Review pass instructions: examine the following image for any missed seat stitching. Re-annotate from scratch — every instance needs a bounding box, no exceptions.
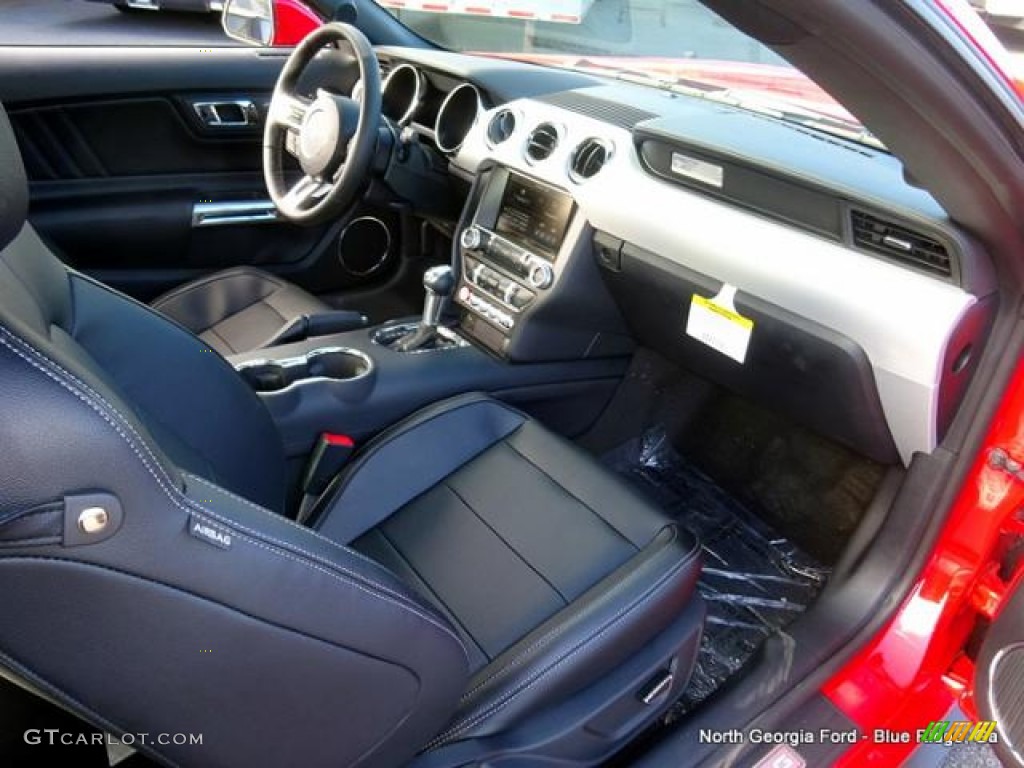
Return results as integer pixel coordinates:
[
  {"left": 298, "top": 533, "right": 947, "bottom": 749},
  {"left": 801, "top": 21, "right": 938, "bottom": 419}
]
[
  {"left": 218, "top": 295, "right": 289, "bottom": 329},
  {"left": 0, "top": 329, "right": 464, "bottom": 651},
  {"left": 457, "top": 527, "right": 688, "bottom": 703},
  {"left": 0, "top": 325, "right": 397, "bottom": 583},
  {"left": 183, "top": 473, "right": 394, "bottom": 577},
  {"left": 201, "top": 325, "right": 235, "bottom": 354},
  {"left": 372, "top": 528, "right": 491, "bottom": 665},
  {"left": 257, "top": 298, "right": 288, "bottom": 325},
  {"left": 502, "top": 438, "right": 638, "bottom": 550},
  {"left": 321, "top": 396, "right": 526, "bottom": 524},
  {"left": 261, "top": 287, "right": 322, "bottom": 325},
  {"left": 426, "top": 547, "right": 697, "bottom": 750},
  {"left": 150, "top": 268, "right": 280, "bottom": 310},
  {"left": 197, "top": 293, "right": 283, "bottom": 337},
  {"left": 444, "top": 481, "right": 569, "bottom": 604}
]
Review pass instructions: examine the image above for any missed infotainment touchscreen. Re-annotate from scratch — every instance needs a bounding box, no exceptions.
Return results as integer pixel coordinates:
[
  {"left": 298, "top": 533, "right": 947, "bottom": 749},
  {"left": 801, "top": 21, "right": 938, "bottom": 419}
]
[{"left": 494, "top": 174, "right": 574, "bottom": 260}]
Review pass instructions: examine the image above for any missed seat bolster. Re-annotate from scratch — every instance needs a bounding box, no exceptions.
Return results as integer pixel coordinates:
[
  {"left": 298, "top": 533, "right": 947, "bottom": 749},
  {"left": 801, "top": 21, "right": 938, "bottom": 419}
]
[
  {"left": 0, "top": 102, "right": 27, "bottom": 251},
  {"left": 315, "top": 393, "right": 529, "bottom": 544},
  {"left": 70, "top": 272, "right": 288, "bottom": 512},
  {"left": 426, "top": 524, "right": 702, "bottom": 749}
]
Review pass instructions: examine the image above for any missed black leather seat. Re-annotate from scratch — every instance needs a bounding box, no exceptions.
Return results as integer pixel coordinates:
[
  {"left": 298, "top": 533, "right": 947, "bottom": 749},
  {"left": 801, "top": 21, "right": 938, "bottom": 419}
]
[
  {"left": 316, "top": 394, "right": 704, "bottom": 752},
  {"left": 0, "top": 101, "right": 705, "bottom": 767},
  {"left": 150, "top": 265, "right": 330, "bottom": 355}
]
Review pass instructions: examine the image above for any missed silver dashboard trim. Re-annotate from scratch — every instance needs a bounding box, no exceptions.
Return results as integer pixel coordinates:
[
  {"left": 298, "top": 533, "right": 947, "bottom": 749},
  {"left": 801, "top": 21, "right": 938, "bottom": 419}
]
[{"left": 456, "top": 96, "right": 977, "bottom": 464}]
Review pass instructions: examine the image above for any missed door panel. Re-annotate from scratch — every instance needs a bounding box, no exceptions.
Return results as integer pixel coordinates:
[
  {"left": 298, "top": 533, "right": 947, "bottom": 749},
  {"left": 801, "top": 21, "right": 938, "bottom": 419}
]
[{"left": 0, "top": 46, "right": 397, "bottom": 301}]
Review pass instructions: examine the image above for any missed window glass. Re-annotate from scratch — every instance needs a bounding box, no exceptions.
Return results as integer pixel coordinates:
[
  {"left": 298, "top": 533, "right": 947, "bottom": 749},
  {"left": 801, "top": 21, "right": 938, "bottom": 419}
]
[{"left": 0, "top": 0, "right": 237, "bottom": 46}]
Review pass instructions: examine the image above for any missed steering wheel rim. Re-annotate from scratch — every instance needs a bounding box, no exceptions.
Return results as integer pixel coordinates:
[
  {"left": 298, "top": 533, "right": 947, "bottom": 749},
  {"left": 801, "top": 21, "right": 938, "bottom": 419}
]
[{"left": 264, "top": 23, "right": 382, "bottom": 225}]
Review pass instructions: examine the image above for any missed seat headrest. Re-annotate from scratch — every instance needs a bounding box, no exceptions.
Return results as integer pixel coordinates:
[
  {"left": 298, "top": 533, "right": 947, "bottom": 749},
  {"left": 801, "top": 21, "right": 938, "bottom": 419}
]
[{"left": 0, "top": 101, "right": 28, "bottom": 251}]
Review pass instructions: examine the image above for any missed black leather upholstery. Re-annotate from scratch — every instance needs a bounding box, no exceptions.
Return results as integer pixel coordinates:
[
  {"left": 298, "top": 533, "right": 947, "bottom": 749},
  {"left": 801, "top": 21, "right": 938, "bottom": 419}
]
[
  {"left": 0, "top": 98, "right": 705, "bottom": 767},
  {"left": 0, "top": 229, "right": 470, "bottom": 766},
  {"left": 0, "top": 223, "right": 288, "bottom": 513},
  {"left": 318, "top": 394, "right": 703, "bottom": 748},
  {"left": 151, "top": 266, "right": 330, "bottom": 355}
]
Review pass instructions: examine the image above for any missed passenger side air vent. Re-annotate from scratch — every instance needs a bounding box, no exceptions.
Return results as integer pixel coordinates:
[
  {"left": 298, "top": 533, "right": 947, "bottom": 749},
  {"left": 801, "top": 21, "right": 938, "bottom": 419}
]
[
  {"left": 487, "top": 109, "right": 516, "bottom": 146},
  {"left": 850, "top": 209, "right": 953, "bottom": 279},
  {"left": 525, "top": 122, "right": 559, "bottom": 163},
  {"left": 569, "top": 138, "right": 612, "bottom": 182}
]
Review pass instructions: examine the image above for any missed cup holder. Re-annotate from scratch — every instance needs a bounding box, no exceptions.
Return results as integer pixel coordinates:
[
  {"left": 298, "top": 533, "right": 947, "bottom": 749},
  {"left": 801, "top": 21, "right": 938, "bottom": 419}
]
[{"left": 238, "top": 347, "right": 372, "bottom": 393}]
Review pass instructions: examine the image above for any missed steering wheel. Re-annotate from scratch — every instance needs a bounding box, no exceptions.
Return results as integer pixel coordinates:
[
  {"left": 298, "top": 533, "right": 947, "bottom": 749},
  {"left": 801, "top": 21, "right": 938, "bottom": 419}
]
[{"left": 264, "top": 23, "right": 382, "bottom": 225}]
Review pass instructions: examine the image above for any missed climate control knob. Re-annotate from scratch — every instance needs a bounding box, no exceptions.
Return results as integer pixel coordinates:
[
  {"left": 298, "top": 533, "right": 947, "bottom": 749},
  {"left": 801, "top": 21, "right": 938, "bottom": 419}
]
[
  {"left": 527, "top": 261, "right": 554, "bottom": 290},
  {"left": 460, "top": 226, "right": 483, "bottom": 251}
]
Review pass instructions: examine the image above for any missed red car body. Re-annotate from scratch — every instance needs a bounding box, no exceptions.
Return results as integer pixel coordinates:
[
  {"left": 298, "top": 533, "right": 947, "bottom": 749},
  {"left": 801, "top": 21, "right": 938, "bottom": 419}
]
[
  {"left": 267, "top": 0, "right": 323, "bottom": 45},
  {"left": 250, "top": 1, "right": 1024, "bottom": 764}
]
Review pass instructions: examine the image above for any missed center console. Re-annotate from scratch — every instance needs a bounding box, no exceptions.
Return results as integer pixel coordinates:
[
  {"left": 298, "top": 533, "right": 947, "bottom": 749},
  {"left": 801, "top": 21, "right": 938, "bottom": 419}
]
[
  {"left": 227, "top": 163, "right": 636, "bottom": 459},
  {"left": 454, "top": 166, "right": 632, "bottom": 361},
  {"left": 227, "top": 324, "right": 628, "bottom": 457}
]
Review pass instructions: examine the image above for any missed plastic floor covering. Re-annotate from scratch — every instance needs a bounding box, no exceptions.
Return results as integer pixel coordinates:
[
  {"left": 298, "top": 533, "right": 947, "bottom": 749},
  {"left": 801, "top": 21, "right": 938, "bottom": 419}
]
[{"left": 605, "top": 429, "right": 831, "bottom": 717}]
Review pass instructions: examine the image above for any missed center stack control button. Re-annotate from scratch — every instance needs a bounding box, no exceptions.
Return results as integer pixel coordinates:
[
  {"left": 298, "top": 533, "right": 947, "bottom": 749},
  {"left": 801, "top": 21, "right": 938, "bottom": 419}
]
[
  {"left": 527, "top": 261, "right": 554, "bottom": 290},
  {"left": 460, "top": 226, "right": 483, "bottom": 251}
]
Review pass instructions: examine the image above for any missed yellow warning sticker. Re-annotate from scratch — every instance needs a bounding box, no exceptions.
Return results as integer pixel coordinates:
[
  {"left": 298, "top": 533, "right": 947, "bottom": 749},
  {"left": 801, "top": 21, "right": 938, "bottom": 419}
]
[{"left": 685, "top": 285, "right": 754, "bottom": 363}]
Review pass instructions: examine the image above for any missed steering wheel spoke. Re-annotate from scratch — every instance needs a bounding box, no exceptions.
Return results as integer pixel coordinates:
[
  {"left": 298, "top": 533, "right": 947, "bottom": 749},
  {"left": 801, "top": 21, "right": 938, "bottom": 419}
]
[
  {"left": 281, "top": 175, "right": 332, "bottom": 212},
  {"left": 270, "top": 93, "right": 312, "bottom": 133},
  {"left": 284, "top": 128, "right": 301, "bottom": 159},
  {"left": 264, "top": 23, "right": 382, "bottom": 225}
]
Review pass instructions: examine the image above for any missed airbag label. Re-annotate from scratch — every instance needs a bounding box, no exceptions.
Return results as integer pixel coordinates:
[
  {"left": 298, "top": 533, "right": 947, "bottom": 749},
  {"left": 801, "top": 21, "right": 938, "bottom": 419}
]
[
  {"left": 686, "top": 285, "right": 753, "bottom": 363},
  {"left": 189, "top": 512, "right": 233, "bottom": 550},
  {"left": 671, "top": 152, "right": 724, "bottom": 188}
]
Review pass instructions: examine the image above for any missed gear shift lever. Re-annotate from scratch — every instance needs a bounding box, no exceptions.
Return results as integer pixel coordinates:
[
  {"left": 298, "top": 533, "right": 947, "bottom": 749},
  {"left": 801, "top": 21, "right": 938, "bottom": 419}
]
[
  {"left": 392, "top": 265, "right": 456, "bottom": 352},
  {"left": 420, "top": 265, "right": 456, "bottom": 328}
]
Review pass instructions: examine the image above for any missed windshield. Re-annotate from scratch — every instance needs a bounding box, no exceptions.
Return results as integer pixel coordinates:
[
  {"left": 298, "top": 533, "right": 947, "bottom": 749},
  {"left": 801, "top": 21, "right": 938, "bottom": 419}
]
[{"left": 375, "top": 0, "right": 882, "bottom": 148}]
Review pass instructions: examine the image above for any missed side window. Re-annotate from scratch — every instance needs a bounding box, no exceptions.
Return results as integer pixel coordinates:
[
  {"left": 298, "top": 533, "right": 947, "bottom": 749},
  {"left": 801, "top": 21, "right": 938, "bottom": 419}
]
[{"left": 0, "top": 1, "right": 240, "bottom": 47}]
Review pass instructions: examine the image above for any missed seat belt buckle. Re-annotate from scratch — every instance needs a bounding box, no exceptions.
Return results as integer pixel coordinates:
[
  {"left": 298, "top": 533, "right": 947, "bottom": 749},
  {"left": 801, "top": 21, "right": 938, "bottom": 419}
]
[{"left": 301, "top": 433, "right": 355, "bottom": 498}]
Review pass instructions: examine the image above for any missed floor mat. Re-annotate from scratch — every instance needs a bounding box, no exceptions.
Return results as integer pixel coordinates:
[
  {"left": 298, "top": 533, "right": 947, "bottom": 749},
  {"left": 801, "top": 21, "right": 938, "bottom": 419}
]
[
  {"left": 605, "top": 429, "right": 830, "bottom": 717},
  {"left": 678, "top": 393, "right": 886, "bottom": 564}
]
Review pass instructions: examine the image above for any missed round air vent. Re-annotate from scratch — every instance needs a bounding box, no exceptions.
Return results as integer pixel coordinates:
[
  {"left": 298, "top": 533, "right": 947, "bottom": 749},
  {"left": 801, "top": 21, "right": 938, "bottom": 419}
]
[
  {"left": 569, "top": 137, "right": 613, "bottom": 182},
  {"left": 525, "top": 122, "right": 560, "bottom": 163},
  {"left": 487, "top": 109, "right": 517, "bottom": 146}
]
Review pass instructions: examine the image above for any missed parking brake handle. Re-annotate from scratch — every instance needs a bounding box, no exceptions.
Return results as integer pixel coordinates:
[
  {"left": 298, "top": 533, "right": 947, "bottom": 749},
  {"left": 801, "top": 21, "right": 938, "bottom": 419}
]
[{"left": 264, "top": 310, "right": 369, "bottom": 348}]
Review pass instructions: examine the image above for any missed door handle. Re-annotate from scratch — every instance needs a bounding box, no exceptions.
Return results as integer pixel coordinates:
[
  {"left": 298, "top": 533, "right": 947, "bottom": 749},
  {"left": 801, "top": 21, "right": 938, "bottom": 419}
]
[
  {"left": 192, "top": 200, "right": 278, "bottom": 228},
  {"left": 191, "top": 99, "right": 259, "bottom": 128}
]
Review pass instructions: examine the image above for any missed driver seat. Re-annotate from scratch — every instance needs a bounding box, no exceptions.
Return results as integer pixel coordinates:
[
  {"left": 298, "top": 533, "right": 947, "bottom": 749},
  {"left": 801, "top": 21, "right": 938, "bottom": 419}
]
[{"left": 149, "top": 266, "right": 331, "bottom": 356}]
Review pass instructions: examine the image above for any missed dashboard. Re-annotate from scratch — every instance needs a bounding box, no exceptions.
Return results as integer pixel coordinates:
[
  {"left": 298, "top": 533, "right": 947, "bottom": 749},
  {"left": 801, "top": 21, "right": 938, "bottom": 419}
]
[{"left": 371, "top": 47, "right": 997, "bottom": 468}]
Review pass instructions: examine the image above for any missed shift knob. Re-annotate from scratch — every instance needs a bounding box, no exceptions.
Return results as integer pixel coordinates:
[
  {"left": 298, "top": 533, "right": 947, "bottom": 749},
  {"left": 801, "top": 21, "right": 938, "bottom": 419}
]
[
  {"left": 421, "top": 265, "right": 455, "bottom": 327},
  {"left": 424, "top": 265, "right": 456, "bottom": 298}
]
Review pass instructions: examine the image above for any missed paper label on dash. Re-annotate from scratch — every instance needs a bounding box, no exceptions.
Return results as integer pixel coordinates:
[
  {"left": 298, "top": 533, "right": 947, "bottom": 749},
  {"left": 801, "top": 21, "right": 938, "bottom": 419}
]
[{"left": 685, "top": 285, "right": 753, "bottom": 363}]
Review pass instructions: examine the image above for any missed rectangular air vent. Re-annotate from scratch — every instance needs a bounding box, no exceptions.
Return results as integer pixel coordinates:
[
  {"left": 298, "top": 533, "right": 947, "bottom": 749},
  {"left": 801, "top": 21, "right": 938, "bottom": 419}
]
[{"left": 850, "top": 209, "right": 952, "bottom": 279}]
